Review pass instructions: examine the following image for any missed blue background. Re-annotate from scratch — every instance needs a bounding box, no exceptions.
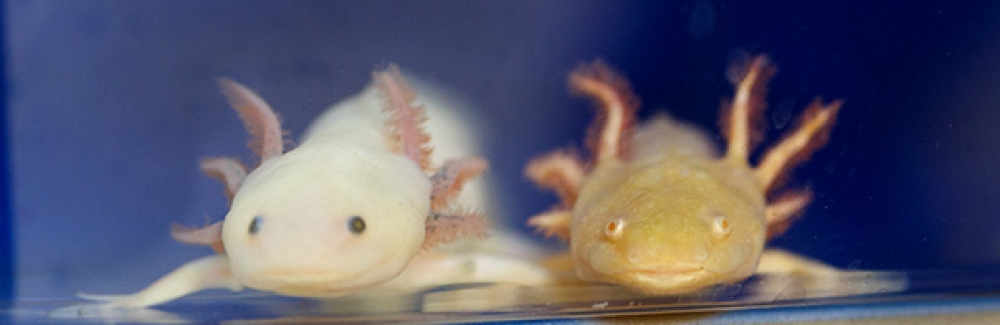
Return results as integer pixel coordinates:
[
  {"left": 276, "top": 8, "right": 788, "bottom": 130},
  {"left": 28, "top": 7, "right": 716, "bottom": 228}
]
[{"left": 6, "top": 1, "right": 1000, "bottom": 299}]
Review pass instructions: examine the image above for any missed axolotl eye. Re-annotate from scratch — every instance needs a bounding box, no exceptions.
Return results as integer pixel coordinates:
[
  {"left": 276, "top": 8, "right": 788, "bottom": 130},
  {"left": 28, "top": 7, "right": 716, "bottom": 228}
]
[
  {"left": 348, "top": 216, "right": 366, "bottom": 235},
  {"left": 712, "top": 215, "right": 731, "bottom": 240},
  {"left": 248, "top": 216, "right": 263, "bottom": 235},
  {"left": 604, "top": 218, "right": 625, "bottom": 241}
]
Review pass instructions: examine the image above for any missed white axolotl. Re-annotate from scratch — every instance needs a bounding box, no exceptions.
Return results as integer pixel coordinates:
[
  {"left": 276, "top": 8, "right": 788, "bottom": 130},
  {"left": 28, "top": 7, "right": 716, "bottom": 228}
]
[{"left": 80, "top": 66, "right": 546, "bottom": 309}]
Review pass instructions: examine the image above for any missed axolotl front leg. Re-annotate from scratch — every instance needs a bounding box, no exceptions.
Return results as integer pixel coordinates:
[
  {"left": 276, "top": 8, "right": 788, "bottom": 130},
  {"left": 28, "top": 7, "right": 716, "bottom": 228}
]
[
  {"left": 78, "top": 256, "right": 241, "bottom": 308},
  {"left": 91, "top": 155, "right": 259, "bottom": 307},
  {"left": 74, "top": 79, "right": 282, "bottom": 309}
]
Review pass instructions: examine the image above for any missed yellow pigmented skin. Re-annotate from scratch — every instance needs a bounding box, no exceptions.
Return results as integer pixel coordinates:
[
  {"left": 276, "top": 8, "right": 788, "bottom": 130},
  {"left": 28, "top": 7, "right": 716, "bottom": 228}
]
[
  {"left": 572, "top": 142, "right": 765, "bottom": 294},
  {"left": 529, "top": 56, "right": 840, "bottom": 295}
]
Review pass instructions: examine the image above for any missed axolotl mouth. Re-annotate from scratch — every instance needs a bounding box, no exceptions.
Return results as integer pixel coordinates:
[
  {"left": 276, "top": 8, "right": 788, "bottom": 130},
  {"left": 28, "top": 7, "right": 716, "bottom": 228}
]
[
  {"left": 241, "top": 269, "right": 384, "bottom": 297},
  {"left": 613, "top": 267, "right": 717, "bottom": 294}
]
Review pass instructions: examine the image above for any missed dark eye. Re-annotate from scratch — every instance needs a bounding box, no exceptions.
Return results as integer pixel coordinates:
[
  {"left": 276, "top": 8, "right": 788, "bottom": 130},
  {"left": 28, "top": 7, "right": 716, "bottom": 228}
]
[
  {"left": 248, "top": 216, "right": 263, "bottom": 235},
  {"left": 348, "top": 216, "right": 366, "bottom": 235}
]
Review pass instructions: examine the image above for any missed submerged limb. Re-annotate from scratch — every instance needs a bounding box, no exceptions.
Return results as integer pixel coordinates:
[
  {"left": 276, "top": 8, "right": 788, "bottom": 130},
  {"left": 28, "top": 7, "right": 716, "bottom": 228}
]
[
  {"left": 764, "top": 190, "right": 813, "bottom": 240},
  {"left": 527, "top": 209, "right": 572, "bottom": 241},
  {"left": 756, "top": 249, "right": 840, "bottom": 276},
  {"left": 568, "top": 60, "right": 639, "bottom": 165},
  {"left": 352, "top": 253, "right": 555, "bottom": 312},
  {"left": 382, "top": 252, "right": 556, "bottom": 290},
  {"left": 170, "top": 221, "right": 225, "bottom": 253},
  {"left": 199, "top": 157, "right": 248, "bottom": 202},
  {"left": 374, "top": 66, "right": 434, "bottom": 173},
  {"left": 750, "top": 249, "right": 840, "bottom": 300},
  {"left": 78, "top": 255, "right": 241, "bottom": 308},
  {"left": 754, "top": 249, "right": 908, "bottom": 298},
  {"left": 755, "top": 100, "right": 842, "bottom": 192},
  {"left": 430, "top": 157, "right": 489, "bottom": 211},
  {"left": 524, "top": 150, "right": 587, "bottom": 208},
  {"left": 722, "top": 55, "right": 775, "bottom": 163},
  {"left": 217, "top": 78, "right": 286, "bottom": 163}
]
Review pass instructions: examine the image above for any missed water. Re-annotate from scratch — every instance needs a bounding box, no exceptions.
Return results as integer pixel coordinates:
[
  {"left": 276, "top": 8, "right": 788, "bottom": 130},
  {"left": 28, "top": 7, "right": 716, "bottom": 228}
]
[{"left": 6, "top": 1, "right": 1000, "bottom": 323}]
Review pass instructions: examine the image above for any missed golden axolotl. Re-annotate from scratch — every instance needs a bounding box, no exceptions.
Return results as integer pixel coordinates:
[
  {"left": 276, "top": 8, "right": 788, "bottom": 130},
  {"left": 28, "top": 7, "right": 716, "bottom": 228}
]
[
  {"left": 79, "top": 66, "right": 513, "bottom": 308},
  {"left": 526, "top": 55, "right": 841, "bottom": 294}
]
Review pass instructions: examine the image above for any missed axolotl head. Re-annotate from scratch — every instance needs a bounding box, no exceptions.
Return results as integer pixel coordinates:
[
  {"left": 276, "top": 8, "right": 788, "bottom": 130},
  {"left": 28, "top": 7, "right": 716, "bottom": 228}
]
[
  {"left": 571, "top": 159, "right": 767, "bottom": 295},
  {"left": 220, "top": 148, "right": 431, "bottom": 297}
]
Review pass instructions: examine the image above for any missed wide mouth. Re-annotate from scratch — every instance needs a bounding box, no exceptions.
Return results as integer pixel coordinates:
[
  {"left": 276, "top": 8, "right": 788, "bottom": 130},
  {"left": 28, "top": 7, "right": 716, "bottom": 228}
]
[
  {"left": 616, "top": 267, "right": 709, "bottom": 293},
  {"left": 627, "top": 266, "right": 704, "bottom": 280},
  {"left": 239, "top": 268, "right": 374, "bottom": 296},
  {"left": 259, "top": 269, "right": 354, "bottom": 283}
]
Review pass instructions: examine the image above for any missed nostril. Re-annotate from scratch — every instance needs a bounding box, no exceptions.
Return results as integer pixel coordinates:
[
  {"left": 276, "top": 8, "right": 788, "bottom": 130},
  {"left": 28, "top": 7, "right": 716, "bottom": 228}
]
[
  {"left": 627, "top": 249, "right": 640, "bottom": 263},
  {"left": 695, "top": 245, "right": 709, "bottom": 262}
]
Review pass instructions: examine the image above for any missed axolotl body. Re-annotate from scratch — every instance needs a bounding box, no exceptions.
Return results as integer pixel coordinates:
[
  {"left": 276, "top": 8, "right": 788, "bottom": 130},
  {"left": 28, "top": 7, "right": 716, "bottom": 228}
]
[
  {"left": 527, "top": 55, "right": 841, "bottom": 294},
  {"left": 85, "top": 67, "right": 496, "bottom": 308}
]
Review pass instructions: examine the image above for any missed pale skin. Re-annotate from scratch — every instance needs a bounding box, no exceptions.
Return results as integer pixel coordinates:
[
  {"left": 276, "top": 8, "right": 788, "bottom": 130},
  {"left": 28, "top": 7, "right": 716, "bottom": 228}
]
[
  {"left": 81, "top": 66, "right": 503, "bottom": 308},
  {"left": 527, "top": 55, "right": 841, "bottom": 294}
]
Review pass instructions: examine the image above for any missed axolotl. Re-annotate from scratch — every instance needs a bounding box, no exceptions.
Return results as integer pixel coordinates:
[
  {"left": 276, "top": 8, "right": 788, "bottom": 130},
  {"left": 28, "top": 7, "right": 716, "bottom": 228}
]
[
  {"left": 526, "top": 55, "right": 841, "bottom": 294},
  {"left": 82, "top": 66, "right": 497, "bottom": 308}
]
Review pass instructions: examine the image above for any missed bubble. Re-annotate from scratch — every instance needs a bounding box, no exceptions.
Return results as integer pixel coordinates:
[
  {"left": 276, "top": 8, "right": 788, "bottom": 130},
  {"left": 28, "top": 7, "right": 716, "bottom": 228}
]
[{"left": 771, "top": 98, "right": 796, "bottom": 129}]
